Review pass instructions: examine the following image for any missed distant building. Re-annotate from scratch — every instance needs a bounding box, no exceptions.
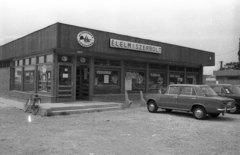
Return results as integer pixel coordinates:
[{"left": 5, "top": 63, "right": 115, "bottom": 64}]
[
  {"left": 213, "top": 70, "right": 240, "bottom": 85},
  {"left": 203, "top": 75, "right": 216, "bottom": 85}
]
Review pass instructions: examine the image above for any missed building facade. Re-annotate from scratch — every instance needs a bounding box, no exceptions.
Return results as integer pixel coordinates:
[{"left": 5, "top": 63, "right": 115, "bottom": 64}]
[
  {"left": 213, "top": 70, "right": 240, "bottom": 85},
  {"left": 0, "top": 23, "right": 215, "bottom": 103}
]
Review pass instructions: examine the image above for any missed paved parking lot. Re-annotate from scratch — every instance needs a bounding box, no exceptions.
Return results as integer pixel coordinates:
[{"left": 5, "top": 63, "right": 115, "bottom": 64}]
[{"left": 1, "top": 101, "right": 240, "bottom": 155}]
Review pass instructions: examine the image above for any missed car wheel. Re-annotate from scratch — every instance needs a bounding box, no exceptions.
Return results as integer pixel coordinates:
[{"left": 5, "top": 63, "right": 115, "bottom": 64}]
[
  {"left": 210, "top": 113, "right": 220, "bottom": 118},
  {"left": 229, "top": 104, "right": 240, "bottom": 114},
  {"left": 147, "top": 101, "right": 158, "bottom": 113},
  {"left": 193, "top": 106, "right": 207, "bottom": 120},
  {"left": 165, "top": 109, "right": 172, "bottom": 112}
]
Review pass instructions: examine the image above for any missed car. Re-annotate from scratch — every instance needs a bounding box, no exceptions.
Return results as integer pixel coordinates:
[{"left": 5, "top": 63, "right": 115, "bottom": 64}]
[
  {"left": 145, "top": 84, "right": 235, "bottom": 120},
  {"left": 209, "top": 84, "right": 240, "bottom": 114}
]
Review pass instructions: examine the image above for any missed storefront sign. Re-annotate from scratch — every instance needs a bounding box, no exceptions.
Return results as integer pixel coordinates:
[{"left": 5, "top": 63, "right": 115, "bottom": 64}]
[
  {"left": 110, "top": 39, "right": 161, "bottom": 54},
  {"left": 61, "top": 56, "right": 68, "bottom": 62},
  {"left": 77, "top": 31, "right": 94, "bottom": 47},
  {"left": 96, "top": 70, "right": 112, "bottom": 75}
]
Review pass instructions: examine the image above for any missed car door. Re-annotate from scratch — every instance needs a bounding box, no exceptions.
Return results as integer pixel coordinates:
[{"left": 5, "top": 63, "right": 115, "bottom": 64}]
[
  {"left": 160, "top": 86, "right": 180, "bottom": 108},
  {"left": 177, "top": 86, "right": 197, "bottom": 110}
]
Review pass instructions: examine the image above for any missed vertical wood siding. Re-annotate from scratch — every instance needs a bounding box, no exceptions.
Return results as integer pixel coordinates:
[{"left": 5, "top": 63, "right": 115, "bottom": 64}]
[
  {"left": 58, "top": 23, "right": 214, "bottom": 66},
  {"left": 0, "top": 24, "right": 57, "bottom": 60}
]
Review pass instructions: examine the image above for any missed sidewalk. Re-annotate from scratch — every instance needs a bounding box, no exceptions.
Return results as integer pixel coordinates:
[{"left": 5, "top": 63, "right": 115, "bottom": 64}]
[{"left": 0, "top": 97, "right": 25, "bottom": 109}]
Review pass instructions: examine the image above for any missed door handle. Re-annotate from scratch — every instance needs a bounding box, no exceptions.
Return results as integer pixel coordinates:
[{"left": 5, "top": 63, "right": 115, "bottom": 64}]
[
  {"left": 174, "top": 96, "right": 177, "bottom": 98},
  {"left": 191, "top": 98, "right": 196, "bottom": 100}
]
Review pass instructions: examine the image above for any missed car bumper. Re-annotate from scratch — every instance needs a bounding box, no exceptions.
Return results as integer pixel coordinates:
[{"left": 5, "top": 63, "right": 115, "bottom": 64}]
[{"left": 217, "top": 107, "right": 236, "bottom": 113}]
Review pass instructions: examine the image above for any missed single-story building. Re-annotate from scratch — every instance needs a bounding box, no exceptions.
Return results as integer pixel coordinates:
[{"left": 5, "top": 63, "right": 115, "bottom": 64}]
[
  {"left": 0, "top": 23, "right": 215, "bottom": 103},
  {"left": 213, "top": 70, "right": 240, "bottom": 85}
]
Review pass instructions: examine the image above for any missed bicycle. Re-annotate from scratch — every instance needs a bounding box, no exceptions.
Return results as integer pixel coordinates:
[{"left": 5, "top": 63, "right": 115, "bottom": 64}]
[{"left": 24, "top": 93, "right": 41, "bottom": 115}]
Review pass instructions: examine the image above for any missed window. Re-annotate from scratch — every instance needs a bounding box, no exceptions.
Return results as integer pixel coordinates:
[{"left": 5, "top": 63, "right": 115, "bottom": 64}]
[
  {"left": 94, "top": 59, "right": 108, "bottom": 66},
  {"left": 186, "top": 75, "right": 198, "bottom": 84},
  {"left": 168, "top": 86, "right": 180, "bottom": 95},
  {"left": 109, "top": 60, "right": 121, "bottom": 66},
  {"left": 125, "top": 71, "right": 146, "bottom": 93},
  {"left": 222, "top": 86, "right": 234, "bottom": 94},
  {"left": 124, "top": 61, "right": 146, "bottom": 68},
  {"left": 31, "top": 57, "right": 36, "bottom": 64},
  {"left": 38, "top": 56, "right": 45, "bottom": 64},
  {"left": 180, "top": 87, "right": 196, "bottom": 96},
  {"left": 94, "top": 69, "right": 120, "bottom": 94},
  {"left": 170, "top": 74, "right": 183, "bottom": 84},
  {"left": 25, "top": 59, "right": 29, "bottom": 65},
  {"left": 23, "top": 66, "right": 35, "bottom": 92},
  {"left": 38, "top": 65, "right": 52, "bottom": 92},
  {"left": 212, "top": 86, "right": 223, "bottom": 94},
  {"left": 148, "top": 72, "right": 166, "bottom": 93},
  {"left": 13, "top": 67, "right": 22, "bottom": 91},
  {"left": 46, "top": 54, "right": 53, "bottom": 62}
]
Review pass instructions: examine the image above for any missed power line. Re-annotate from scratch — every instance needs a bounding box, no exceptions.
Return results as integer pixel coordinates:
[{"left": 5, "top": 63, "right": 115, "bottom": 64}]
[{"left": 215, "top": 48, "right": 239, "bottom": 56}]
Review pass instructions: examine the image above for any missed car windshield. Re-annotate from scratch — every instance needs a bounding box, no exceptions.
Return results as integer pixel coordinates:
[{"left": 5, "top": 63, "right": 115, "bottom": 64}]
[
  {"left": 222, "top": 86, "right": 234, "bottom": 94},
  {"left": 200, "top": 86, "right": 218, "bottom": 96},
  {"left": 233, "top": 86, "right": 240, "bottom": 95}
]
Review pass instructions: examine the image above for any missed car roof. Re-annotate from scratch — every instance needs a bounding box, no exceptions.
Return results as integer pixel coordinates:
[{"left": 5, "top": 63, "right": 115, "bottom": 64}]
[
  {"left": 208, "top": 84, "right": 232, "bottom": 86},
  {"left": 169, "top": 84, "right": 208, "bottom": 87}
]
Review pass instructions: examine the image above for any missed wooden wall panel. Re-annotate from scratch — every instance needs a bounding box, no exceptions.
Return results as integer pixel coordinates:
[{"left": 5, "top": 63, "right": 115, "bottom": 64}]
[
  {"left": 57, "top": 23, "right": 214, "bottom": 66},
  {"left": 0, "top": 24, "right": 57, "bottom": 60}
]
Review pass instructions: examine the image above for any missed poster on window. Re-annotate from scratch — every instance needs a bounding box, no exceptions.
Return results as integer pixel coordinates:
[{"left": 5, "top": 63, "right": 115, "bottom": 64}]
[
  {"left": 104, "top": 75, "right": 109, "bottom": 83},
  {"left": 149, "top": 72, "right": 165, "bottom": 90},
  {"left": 125, "top": 78, "right": 132, "bottom": 90}
]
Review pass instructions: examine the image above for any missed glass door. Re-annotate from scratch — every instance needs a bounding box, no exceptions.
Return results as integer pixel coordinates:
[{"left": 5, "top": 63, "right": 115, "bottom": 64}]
[
  {"left": 76, "top": 65, "right": 89, "bottom": 100},
  {"left": 57, "top": 64, "right": 73, "bottom": 102}
]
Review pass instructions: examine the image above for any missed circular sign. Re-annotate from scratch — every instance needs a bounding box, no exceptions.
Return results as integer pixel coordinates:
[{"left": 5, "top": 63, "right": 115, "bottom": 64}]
[
  {"left": 61, "top": 56, "right": 68, "bottom": 62},
  {"left": 80, "top": 57, "right": 86, "bottom": 63},
  {"left": 77, "top": 31, "right": 94, "bottom": 47}
]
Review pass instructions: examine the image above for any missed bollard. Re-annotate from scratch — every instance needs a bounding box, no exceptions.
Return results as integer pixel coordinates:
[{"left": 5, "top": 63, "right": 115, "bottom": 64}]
[{"left": 140, "top": 91, "right": 146, "bottom": 107}]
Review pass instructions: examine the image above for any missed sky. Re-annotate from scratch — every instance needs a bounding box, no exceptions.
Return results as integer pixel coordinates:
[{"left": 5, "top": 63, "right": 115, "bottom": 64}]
[{"left": 0, "top": 0, "right": 240, "bottom": 75}]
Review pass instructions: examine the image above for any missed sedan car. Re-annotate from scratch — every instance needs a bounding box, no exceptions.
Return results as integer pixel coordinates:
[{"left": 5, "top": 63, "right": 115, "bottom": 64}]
[
  {"left": 209, "top": 84, "right": 240, "bottom": 114},
  {"left": 145, "top": 84, "right": 235, "bottom": 120}
]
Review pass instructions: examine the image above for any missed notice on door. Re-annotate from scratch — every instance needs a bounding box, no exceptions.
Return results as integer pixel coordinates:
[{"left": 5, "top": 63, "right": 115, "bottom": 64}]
[{"left": 63, "top": 74, "right": 68, "bottom": 78}]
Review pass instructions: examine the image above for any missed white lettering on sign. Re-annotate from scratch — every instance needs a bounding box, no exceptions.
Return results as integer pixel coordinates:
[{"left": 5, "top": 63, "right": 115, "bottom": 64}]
[
  {"left": 110, "top": 39, "right": 161, "bottom": 54},
  {"left": 96, "top": 70, "right": 112, "bottom": 75}
]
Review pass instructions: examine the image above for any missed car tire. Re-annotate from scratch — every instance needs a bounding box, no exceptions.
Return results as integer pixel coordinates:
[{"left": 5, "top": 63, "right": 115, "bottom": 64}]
[
  {"left": 229, "top": 104, "right": 240, "bottom": 114},
  {"left": 147, "top": 101, "right": 158, "bottom": 113},
  {"left": 210, "top": 113, "right": 220, "bottom": 118},
  {"left": 165, "top": 109, "right": 172, "bottom": 112},
  {"left": 193, "top": 106, "right": 207, "bottom": 120}
]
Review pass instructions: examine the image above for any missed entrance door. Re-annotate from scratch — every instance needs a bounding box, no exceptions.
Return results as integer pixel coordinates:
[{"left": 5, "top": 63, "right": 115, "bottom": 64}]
[
  {"left": 76, "top": 65, "right": 89, "bottom": 100},
  {"left": 57, "top": 64, "right": 74, "bottom": 102}
]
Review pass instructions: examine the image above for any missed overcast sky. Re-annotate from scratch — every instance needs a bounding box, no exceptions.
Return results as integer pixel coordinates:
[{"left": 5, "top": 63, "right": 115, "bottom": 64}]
[{"left": 1, "top": 0, "right": 240, "bottom": 75}]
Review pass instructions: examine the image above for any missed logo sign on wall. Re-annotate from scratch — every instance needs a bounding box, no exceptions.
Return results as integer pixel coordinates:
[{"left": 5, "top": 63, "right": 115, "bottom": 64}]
[
  {"left": 77, "top": 31, "right": 94, "bottom": 47},
  {"left": 61, "top": 56, "right": 68, "bottom": 62}
]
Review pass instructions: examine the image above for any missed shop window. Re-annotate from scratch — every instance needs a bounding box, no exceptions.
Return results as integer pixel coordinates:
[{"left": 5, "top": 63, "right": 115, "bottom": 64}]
[
  {"left": 149, "top": 63, "right": 167, "bottom": 70},
  {"left": 15, "top": 60, "right": 18, "bottom": 66},
  {"left": 46, "top": 54, "right": 53, "bottom": 62},
  {"left": 124, "top": 61, "right": 146, "bottom": 68},
  {"left": 169, "top": 66, "right": 177, "bottom": 71},
  {"left": 25, "top": 59, "right": 29, "bottom": 65},
  {"left": 148, "top": 72, "right": 166, "bottom": 93},
  {"left": 193, "top": 68, "right": 199, "bottom": 72},
  {"left": 170, "top": 74, "right": 183, "bottom": 84},
  {"left": 186, "top": 75, "right": 198, "bottom": 84},
  {"left": 94, "top": 59, "right": 108, "bottom": 66},
  {"left": 125, "top": 71, "right": 146, "bottom": 93},
  {"left": 94, "top": 69, "right": 120, "bottom": 94},
  {"left": 31, "top": 57, "right": 36, "bottom": 64},
  {"left": 13, "top": 67, "right": 22, "bottom": 91},
  {"left": 109, "top": 60, "right": 121, "bottom": 66},
  {"left": 23, "top": 66, "right": 35, "bottom": 92},
  {"left": 38, "top": 56, "right": 45, "bottom": 64},
  {"left": 19, "top": 60, "right": 23, "bottom": 66},
  {"left": 38, "top": 65, "right": 52, "bottom": 92}
]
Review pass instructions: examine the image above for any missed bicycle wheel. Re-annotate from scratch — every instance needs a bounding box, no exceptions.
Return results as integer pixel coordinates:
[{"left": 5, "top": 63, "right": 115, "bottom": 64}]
[
  {"left": 24, "top": 99, "right": 31, "bottom": 113},
  {"left": 32, "top": 99, "right": 40, "bottom": 115}
]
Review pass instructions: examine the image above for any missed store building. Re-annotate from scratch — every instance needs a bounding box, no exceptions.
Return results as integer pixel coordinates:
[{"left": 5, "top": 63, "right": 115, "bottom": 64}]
[{"left": 0, "top": 23, "right": 214, "bottom": 103}]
